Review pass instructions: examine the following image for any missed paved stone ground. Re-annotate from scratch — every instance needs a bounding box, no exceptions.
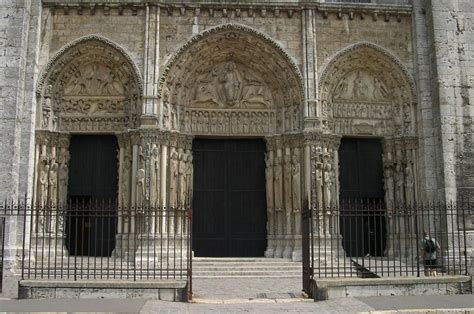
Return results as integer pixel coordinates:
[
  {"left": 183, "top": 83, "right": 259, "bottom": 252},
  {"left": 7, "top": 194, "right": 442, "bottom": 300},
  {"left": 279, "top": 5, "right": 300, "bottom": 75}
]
[
  {"left": 192, "top": 277, "right": 303, "bottom": 300},
  {"left": 1, "top": 278, "right": 474, "bottom": 313}
]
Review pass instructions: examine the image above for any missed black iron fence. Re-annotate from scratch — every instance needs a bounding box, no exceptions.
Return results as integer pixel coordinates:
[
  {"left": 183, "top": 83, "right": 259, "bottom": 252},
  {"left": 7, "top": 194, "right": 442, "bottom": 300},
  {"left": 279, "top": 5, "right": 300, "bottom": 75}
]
[
  {"left": 0, "top": 200, "right": 192, "bottom": 292},
  {"left": 0, "top": 216, "right": 5, "bottom": 292},
  {"left": 305, "top": 200, "right": 472, "bottom": 280}
]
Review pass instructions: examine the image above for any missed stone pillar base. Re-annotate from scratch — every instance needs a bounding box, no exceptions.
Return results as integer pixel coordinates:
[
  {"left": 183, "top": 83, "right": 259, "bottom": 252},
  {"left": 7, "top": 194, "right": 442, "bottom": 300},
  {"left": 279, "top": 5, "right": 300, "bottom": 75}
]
[
  {"left": 264, "top": 235, "right": 276, "bottom": 258},
  {"left": 292, "top": 235, "right": 302, "bottom": 262},
  {"left": 282, "top": 235, "right": 293, "bottom": 259}
]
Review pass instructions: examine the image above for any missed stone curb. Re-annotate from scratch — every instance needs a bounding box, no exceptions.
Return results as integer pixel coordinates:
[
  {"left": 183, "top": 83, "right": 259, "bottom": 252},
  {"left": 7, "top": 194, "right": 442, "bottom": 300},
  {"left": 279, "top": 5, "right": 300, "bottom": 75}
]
[
  {"left": 359, "top": 309, "right": 474, "bottom": 314},
  {"left": 191, "top": 298, "right": 313, "bottom": 304}
]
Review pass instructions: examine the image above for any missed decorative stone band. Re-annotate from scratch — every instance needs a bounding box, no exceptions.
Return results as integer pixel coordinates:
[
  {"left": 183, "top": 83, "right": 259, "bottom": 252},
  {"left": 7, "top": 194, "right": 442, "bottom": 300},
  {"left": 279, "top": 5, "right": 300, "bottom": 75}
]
[{"left": 182, "top": 108, "right": 277, "bottom": 135}]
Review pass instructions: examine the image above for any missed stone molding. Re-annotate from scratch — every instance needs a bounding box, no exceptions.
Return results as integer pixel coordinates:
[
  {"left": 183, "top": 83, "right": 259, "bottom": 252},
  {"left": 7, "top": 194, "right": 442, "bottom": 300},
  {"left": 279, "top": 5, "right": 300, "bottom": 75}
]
[
  {"left": 318, "top": 41, "right": 416, "bottom": 100},
  {"left": 158, "top": 23, "right": 304, "bottom": 103},
  {"left": 36, "top": 34, "right": 143, "bottom": 97}
]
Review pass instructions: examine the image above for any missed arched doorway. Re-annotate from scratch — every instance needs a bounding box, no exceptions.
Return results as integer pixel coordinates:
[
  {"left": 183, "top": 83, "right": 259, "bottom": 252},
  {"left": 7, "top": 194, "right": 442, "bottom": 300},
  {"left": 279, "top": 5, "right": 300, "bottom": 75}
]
[
  {"left": 34, "top": 35, "right": 142, "bottom": 256},
  {"left": 159, "top": 24, "right": 305, "bottom": 260},
  {"left": 317, "top": 42, "right": 418, "bottom": 259}
]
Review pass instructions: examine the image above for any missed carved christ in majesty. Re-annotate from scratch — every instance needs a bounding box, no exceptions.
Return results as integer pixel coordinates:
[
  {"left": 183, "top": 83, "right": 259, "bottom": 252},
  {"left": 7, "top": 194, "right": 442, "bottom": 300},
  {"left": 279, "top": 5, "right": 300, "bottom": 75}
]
[{"left": 219, "top": 62, "right": 242, "bottom": 107}]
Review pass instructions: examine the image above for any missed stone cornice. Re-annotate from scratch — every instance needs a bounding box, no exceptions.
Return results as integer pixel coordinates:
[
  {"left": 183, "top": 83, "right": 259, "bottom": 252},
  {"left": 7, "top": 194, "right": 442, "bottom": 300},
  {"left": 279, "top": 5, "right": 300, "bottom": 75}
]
[{"left": 42, "top": 1, "right": 412, "bottom": 16}]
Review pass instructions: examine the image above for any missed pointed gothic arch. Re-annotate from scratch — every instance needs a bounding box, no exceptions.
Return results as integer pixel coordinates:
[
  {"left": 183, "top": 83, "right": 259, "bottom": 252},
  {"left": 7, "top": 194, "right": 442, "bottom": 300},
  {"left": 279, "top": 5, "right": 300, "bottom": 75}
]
[
  {"left": 158, "top": 23, "right": 305, "bottom": 136},
  {"left": 36, "top": 35, "right": 143, "bottom": 132},
  {"left": 318, "top": 42, "right": 417, "bottom": 138}
]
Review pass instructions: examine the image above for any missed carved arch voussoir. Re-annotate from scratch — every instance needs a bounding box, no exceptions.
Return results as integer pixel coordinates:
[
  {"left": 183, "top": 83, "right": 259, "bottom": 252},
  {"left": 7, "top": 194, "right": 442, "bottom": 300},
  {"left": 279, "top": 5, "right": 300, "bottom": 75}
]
[
  {"left": 36, "top": 34, "right": 143, "bottom": 97},
  {"left": 158, "top": 23, "right": 305, "bottom": 102},
  {"left": 318, "top": 41, "right": 416, "bottom": 102}
]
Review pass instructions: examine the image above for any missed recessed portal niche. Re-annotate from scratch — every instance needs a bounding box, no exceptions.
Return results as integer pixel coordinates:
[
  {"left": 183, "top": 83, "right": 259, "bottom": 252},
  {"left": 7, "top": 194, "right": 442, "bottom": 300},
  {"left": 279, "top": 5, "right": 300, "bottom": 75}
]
[
  {"left": 66, "top": 135, "right": 118, "bottom": 257},
  {"left": 192, "top": 139, "right": 267, "bottom": 257}
]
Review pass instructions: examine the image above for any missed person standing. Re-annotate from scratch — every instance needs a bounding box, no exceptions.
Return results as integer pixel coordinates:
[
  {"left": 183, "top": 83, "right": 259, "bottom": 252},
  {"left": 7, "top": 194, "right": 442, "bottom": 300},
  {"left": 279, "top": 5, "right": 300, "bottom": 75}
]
[{"left": 421, "top": 231, "right": 441, "bottom": 276}]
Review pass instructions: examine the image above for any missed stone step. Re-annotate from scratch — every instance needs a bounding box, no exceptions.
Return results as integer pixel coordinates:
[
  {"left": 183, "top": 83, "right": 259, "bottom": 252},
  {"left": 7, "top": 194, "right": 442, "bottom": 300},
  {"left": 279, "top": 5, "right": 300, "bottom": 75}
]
[
  {"left": 193, "top": 266, "right": 302, "bottom": 271},
  {"left": 193, "top": 258, "right": 292, "bottom": 262},
  {"left": 192, "top": 270, "right": 302, "bottom": 276}
]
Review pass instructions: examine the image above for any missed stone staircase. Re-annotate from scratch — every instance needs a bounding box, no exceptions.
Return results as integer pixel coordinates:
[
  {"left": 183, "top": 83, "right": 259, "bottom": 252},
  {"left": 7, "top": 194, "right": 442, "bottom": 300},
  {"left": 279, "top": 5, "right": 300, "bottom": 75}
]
[{"left": 192, "top": 258, "right": 302, "bottom": 278}]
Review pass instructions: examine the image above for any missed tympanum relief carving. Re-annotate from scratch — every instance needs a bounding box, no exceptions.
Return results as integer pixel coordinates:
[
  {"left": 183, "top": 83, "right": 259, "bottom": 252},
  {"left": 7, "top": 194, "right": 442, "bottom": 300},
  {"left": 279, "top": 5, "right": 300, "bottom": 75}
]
[
  {"left": 191, "top": 61, "right": 272, "bottom": 109},
  {"left": 38, "top": 39, "right": 141, "bottom": 133},
  {"left": 160, "top": 26, "right": 304, "bottom": 136},
  {"left": 319, "top": 45, "right": 416, "bottom": 138}
]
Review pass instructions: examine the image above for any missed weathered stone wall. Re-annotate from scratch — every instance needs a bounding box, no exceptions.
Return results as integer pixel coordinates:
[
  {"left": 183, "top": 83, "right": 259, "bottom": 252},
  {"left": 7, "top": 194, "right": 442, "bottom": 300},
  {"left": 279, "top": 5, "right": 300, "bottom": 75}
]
[
  {"left": 0, "top": 0, "right": 41, "bottom": 298},
  {"left": 159, "top": 8, "right": 302, "bottom": 68},
  {"left": 425, "top": 0, "right": 474, "bottom": 202},
  {"left": 39, "top": 6, "right": 146, "bottom": 74}
]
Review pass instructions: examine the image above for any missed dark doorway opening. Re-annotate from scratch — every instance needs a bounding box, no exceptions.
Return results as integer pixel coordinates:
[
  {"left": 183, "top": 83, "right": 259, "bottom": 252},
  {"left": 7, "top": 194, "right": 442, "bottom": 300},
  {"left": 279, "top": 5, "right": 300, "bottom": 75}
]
[
  {"left": 338, "top": 138, "right": 386, "bottom": 257},
  {"left": 192, "top": 139, "right": 267, "bottom": 257},
  {"left": 66, "top": 135, "right": 118, "bottom": 257}
]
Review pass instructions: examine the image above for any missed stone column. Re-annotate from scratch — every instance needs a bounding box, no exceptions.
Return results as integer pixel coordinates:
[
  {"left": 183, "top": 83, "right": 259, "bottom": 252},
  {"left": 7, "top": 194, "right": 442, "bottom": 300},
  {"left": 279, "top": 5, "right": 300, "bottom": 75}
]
[
  {"left": 141, "top": 4, "right": 160, "bottom": 126},
  {"left": 264, "top": 143, "right": 276, "bottom": 258},
  {"left": 291, "top": 146, "right": 303, "bottom": 261},
  {"left": 283, "top": 146, "right": 293, "bottom": 259},
  {"left": 273, "top": 141, "right": 284, "bottom": 258}
]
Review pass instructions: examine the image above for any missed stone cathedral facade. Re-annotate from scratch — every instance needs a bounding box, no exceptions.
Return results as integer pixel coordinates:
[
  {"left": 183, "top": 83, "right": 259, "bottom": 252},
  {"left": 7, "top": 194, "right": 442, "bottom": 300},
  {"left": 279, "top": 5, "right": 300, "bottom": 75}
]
[{"left": 0, "top": 0, "right": 473, "bottom": 297}]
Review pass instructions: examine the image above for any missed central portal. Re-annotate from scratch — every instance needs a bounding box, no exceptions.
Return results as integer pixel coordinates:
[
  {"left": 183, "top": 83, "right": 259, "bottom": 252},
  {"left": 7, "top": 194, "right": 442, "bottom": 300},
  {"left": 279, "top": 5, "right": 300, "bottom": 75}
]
[{"left": 192, "top": 139, "right": 267, "bottom": 257}]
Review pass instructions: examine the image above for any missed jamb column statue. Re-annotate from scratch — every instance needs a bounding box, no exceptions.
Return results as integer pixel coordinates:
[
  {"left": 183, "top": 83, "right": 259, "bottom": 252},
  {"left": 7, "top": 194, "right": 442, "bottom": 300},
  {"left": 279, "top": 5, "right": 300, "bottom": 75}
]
[
  {"left": 322, "top": 153, "right": 333, "bottom": 235},
  {"left": 273, "top": 153, "right": 283, "bottom": 258},
  {"left": 283, "top": 150, "right": 293, "bottom": 259},
  {"left": 315, "top": 154, "right": 324, "bottom": 235},
  {"left": 291, "top": 148, "right": 302, "bottom": 261},
  {"left": 292, "top": 149, "right": 302, "bottom": 235},
  {"left": 264, "top": 151, "right": 275, "bottom": 258},
  {"left": 48, "top": 156, "right": 59, "bottom": 233}
]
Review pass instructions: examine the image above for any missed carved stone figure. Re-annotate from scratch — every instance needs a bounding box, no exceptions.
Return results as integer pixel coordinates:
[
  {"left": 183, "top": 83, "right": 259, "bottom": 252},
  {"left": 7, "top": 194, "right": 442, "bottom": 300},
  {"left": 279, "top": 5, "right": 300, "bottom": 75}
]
[
  {"left": 136, "top": 168, "right": 146, "bottom": 206},
  {"left": 178, "top": 152, "right": 187, "bottom": 208},
  {"left": 171, "top": 105, "right": 178, "bottom": 129},
  {"left": 373, "top": 77, "right": 389, "bottom": 100},
  {"left": 265, "top": 154, "right": 274, "bottom": 235},
  {"left": 121, "top": 150, "right": 131, "bottom": 207},
  {"left": 38, "top": 160, "right": 49, "bottom": 207},
  {"left": 273, "top": 156, "right": 283, "bottom": 212},
  {"left": 315, "top": 158, "right": 324, "bottom": 210},
  {"left": 395, "top": 163, "right": 405, "bottom": 205},
  {"left": 163, "top": 102, "right": 170, "bottom": 129},
  {"left": 353, "top": 71, "right": 368, "bottom": 99},
  {"left": 322, "top": 154, "right": 333, "bottom": 209},
  {"left": 383, "top": 165, "right": 395, "bottom": 208},
  {"left": 150, "top": 146, "right": 160, "bottom": 205},
  {"left": 185, "top": 154, "right": 193, "bottom": 206},
  {"left": 404, "top": 162, "right": 414, "bottom": 204},
  {"left": 192, "top": 68, "right": 220, "bottom": 106},
  {"left": 48, "top": 159, "right": 58, "bottom": 207},
  {"left": 58, "top": 158, "right": 69, "bottom": 205},
  {"left": 169, "top": 150, "right": 179, "bottom": 208},
  {"left": 218, "top": 61, "right": 242, "bottom": 107},
  {"left": 283, "top": 154, "right": 292, "bottom": 234},
  {"left": 291, "top": 150, "right": 301, "bottom": 212}
]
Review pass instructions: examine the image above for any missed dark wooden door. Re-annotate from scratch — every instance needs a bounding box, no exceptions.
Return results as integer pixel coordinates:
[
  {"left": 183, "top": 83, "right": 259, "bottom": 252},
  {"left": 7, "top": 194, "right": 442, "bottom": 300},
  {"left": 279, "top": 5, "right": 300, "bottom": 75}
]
[
  {"left": 192, "top": 139, "right": 267, "bottom": 257},
  {"left": 339, "top": 138, "right": 386, "bottom": 257},
  {"left": 66, "top": 135, "right": 118, "bottom": 257}
]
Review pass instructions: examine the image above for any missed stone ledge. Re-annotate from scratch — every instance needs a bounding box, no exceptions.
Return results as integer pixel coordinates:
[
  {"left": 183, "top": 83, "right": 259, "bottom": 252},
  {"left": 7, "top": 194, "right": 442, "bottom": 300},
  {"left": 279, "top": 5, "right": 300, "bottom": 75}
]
[
  {"left": 313, "top": 276, "right": 472, "bottom": 301},
  {"left": 315, "top": 275, "right": 472, "bottom": 287},
  {"left": 20, "top": 279, "right": 187, "bottom": 289}
]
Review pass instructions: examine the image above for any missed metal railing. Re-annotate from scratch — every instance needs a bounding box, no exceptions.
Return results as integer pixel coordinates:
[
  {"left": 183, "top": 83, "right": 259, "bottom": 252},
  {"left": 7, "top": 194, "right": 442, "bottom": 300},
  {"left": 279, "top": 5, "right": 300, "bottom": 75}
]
[
  {"left": 307, "top": 199, "right": 472, "bottom": 279},
  {"left": 0, "top": 200, "right": 192, "bottom": 289},
  {"left": 0, "top": 216, "right": 5, "bottom": 292}
]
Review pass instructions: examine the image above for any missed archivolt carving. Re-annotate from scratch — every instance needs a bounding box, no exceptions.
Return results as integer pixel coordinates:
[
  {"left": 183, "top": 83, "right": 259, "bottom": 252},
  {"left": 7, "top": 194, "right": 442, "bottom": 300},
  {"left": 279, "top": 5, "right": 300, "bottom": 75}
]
[
  {"left": 159, "top": 24, "right": 304, "bottom": 135},
  {"left": 319, "top": 42, "right": 416, "bottom": 137},
  {"left": 159, "top": 23, "right": 304, "bottom": 101},
  {"left": 36, "top": 36, "right": 142, "bottom": 132}
]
